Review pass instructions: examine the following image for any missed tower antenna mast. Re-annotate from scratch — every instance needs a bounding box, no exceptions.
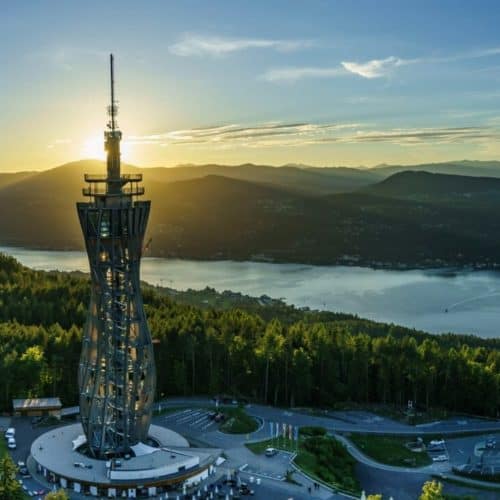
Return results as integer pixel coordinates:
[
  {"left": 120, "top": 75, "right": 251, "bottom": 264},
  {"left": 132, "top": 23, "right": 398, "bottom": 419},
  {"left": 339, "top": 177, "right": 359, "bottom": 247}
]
[{"left": 110, "top": 53, "right": 116, "bottom": 132}]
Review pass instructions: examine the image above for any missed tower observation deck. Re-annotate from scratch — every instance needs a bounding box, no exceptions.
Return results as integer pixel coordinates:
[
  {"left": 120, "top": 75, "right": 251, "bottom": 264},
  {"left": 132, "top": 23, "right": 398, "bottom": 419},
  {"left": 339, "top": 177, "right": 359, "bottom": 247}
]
[{"left": 76, "top": 54, "right": 156, "bottom": 458}]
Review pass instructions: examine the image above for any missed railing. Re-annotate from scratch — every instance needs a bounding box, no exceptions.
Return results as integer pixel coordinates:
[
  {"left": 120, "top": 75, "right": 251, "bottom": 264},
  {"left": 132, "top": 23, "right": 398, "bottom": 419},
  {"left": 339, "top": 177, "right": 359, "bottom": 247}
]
[
  {"left": 82, "top": 186, "right": 145, "bottom": 197},
  {"left": 84, "top": 174, "right": 143, "bottom": 183}
]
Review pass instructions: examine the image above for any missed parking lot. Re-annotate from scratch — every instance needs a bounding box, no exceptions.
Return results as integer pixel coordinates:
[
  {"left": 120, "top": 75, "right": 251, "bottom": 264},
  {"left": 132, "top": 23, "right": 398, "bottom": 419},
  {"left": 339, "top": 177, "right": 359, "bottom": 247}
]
[
  {"left": 3, "top": 417, "right": 56, "bottom": 498},
  {"left": 163, "top": 409, "right": 220, "bottom": 433}
]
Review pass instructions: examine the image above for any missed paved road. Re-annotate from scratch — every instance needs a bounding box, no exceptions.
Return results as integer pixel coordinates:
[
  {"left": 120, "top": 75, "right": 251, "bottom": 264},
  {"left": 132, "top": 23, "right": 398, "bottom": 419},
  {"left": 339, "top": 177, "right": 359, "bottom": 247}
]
[
  {"left": 6, "top": 399, "right": 500, "bottom": 499},
  {"left": 157, "top": 397, "right": 500, "bottom": 436},
  {"left": 155, "top": 398, "right": 500, "bottom": 499}
]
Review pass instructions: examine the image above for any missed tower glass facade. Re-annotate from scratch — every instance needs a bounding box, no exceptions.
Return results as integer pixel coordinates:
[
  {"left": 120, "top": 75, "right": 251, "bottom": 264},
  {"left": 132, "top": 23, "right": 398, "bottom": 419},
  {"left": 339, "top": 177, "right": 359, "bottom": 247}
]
[{"left": 76, "top": 55, "right": 156, "bottom": 458}]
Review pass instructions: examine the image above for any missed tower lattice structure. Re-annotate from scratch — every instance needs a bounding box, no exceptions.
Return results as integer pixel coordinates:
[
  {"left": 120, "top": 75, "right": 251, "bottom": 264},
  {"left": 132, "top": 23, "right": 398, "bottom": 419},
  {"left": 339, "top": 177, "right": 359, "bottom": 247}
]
[{"left": 77, "top": 54, "right": 156, "bottom": 458}]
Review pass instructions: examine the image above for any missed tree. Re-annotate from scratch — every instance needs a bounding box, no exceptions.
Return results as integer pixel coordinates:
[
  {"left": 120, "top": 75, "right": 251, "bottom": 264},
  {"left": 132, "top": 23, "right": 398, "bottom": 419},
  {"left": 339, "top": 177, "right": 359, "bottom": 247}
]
[
  {"left": 45, "top": 491, "right": 70, "bottom": 500},
  {"left": 419, "top": 480, "right": 444, "bottom": 500},
  {"left": 0, "top": 455, "right": 23, "bottom": 500}
]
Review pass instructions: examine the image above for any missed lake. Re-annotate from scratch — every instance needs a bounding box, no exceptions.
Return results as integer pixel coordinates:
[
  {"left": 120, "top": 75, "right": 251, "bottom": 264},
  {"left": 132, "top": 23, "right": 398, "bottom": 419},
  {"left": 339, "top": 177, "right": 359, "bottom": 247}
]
[{"left": 2, "top": 246, "right": 499, "bottom": 339}]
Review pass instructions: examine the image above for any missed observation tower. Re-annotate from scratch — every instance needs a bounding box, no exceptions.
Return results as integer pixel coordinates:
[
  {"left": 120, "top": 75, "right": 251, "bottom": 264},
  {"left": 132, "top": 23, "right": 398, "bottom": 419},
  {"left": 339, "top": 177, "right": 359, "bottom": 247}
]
[
  {"left": 29, "top": 56, "right": 218, "bottom": 498},
  {"left": 76, "top": 54, "right": 155, "bottom": 458}
]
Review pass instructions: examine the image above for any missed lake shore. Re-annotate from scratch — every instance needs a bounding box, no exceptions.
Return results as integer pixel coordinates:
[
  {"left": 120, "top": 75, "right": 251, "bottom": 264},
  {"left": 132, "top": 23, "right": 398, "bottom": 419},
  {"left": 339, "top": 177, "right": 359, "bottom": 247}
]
[{"left": 1, "top": 245, "right": 500, "bottom": 339}]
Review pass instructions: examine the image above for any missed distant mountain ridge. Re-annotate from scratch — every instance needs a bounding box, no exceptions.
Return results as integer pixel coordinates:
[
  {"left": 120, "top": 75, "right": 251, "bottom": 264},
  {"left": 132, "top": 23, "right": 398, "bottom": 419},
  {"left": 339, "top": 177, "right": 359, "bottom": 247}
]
[
  {"left": 367, "top": 170, "right": 500, "bottom": 196},
  {"left": 370, "top": 160, "right": 500, "bottom": 178},
  {"left": 2, "top": 159, "right": 500, "bottom": 267}
]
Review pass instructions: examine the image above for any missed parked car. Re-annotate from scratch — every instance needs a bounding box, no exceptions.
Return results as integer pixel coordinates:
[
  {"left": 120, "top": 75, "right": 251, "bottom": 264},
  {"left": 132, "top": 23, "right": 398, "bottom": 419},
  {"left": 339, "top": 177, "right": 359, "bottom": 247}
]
[
  {"left": 429, "top": 439, "right": 445, "bottom": 447},
  {"left": 17, "top": 461, "right": 31, "bottom": 478},
  {"left": 432, "top": 454, "right": 448, "bottom": 462},
  {"left": 486, "top": 437, "right": 496, "bottom": 449},
  {"left": 7, "top": 437, "right": 16, "bottom": 450},
  {"left": 265, "top": 447, "right": 278, "bottom": 457},
  {"left": 239, "top": 484, "right": 255, "bottom": 495},
  {"left": 4, "top": 427, "right": 15, "bottom": 440},
  {"left": 214, "top": 412, "right": 225, "bottom": 423}
]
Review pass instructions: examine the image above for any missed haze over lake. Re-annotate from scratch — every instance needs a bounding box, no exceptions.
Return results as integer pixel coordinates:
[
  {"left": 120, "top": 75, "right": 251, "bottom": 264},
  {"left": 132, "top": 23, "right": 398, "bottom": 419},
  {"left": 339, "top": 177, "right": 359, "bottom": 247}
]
[{"left": 3, "top": 245, "right": 500, "bottom": 339}]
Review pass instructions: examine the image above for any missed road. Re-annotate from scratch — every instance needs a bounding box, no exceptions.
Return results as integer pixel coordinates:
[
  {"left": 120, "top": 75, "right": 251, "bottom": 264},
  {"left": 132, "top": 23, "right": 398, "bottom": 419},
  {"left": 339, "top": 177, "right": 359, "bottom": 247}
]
[
  {"left": 155, "top": 398, "right": 500, "bottom": 498},
  {"left": 5, "top": 398, "right": 500, "bottom": 499}
]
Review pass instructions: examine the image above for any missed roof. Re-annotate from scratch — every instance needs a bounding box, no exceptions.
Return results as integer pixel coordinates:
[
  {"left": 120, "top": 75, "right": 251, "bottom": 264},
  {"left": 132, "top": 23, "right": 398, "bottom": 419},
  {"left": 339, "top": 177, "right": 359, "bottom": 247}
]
[
  {"left": 13, "top": 397, "right": 62, "bottom": 410},
  {"left": 61, "top": 406, "right": 80, "bottom": 417},
  {"left": 31, "top": 423, "right": 219, "bottom": 486}
]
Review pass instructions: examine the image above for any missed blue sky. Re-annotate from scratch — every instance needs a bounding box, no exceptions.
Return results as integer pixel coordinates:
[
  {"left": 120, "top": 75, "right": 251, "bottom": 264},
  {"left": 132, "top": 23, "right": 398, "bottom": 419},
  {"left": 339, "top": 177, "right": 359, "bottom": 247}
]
[{"left": 2, "top": 0, "right": 500, "bottom": 171}]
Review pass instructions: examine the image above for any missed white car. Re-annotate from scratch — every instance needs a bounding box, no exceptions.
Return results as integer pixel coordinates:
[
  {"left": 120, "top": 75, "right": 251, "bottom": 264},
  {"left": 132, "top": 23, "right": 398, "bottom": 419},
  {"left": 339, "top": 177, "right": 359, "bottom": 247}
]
[
  {"left": 5, "top": 427, "right": 15, "bottom": 440},
  {"left": 430, "top": 439, "right": 445, "bottom": 446},
  {"left": 7, "top": 437, "right": 16, "bottom": 449},
  {"left": 432, "top": 454, "right": 448, "bottom": 462},
  {"left": 265, "top": 447, "right": 278, "bottom": 457}
]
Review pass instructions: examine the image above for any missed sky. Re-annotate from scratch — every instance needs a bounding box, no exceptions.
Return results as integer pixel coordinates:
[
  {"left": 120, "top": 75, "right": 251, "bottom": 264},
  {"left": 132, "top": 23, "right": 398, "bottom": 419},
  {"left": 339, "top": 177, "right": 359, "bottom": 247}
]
[{"left": 2, "top": 0, "right": 500, "bottom": 172}]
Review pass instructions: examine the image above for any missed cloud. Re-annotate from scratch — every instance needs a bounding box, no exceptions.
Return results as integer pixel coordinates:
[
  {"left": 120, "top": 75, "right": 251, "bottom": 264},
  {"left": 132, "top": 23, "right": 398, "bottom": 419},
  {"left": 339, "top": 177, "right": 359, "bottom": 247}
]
[
  {"left": 126, "top": 122, "right": 498, "bottom": 149},
  {"left": 261, "top": 66, "right": 348, "bottom": 82},
  {"left": 262, "top": 57, "right": 407, "bottom": 82},
  {"left": 340, "top": 126, "right": 495, "bottom": 145},
  {"left": 341, "top": 56, "right": 407, "bottom": 78},
  {"left": 263, "top": 44, "right": 500, "bottom": 83},
  {"left": 47, "top": 138, "right": 72, "bottom": 149},
  {"left": 169, "top": 34, "right": 312, "bottom": 56},
  {"left": 127, "top": 122, "right": 359, "bottom": 148},
  {"left": 262, "top": 57, "right": 409, "bottom": 83}
]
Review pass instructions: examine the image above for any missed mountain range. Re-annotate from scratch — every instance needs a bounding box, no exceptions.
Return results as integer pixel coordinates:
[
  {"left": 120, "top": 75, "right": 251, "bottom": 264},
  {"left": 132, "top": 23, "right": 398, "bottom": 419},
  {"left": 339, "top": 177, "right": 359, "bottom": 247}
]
[{"left": 2, "top": 159, "right": 500, "bottom": 267}]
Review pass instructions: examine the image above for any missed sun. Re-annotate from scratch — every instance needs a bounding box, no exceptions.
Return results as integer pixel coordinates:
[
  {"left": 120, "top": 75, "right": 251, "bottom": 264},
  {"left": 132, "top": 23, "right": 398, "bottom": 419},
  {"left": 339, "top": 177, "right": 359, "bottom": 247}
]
[
  {"left": 81, "top": 134, "right": 131, "bottom": 162},
  {"left": 81, "top": 135, "right": 105, "bottom": 161}
]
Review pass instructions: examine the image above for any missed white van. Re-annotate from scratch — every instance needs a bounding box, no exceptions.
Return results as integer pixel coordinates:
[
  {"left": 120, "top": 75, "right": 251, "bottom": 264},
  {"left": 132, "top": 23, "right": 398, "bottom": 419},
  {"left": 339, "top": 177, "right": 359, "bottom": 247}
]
[{"left": 4, "top": 428, "right": 15, "bottom": 439}]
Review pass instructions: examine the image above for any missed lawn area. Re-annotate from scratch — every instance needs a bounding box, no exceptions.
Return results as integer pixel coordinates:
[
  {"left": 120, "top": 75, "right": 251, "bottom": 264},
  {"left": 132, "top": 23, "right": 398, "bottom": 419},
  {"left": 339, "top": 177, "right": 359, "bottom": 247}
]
[
  {"left": 0, "top": 437, "right": 6, "bottom": 457},
  {"left": 349, "top": 433, "right": 432, "bottom": 467},
  {"left": 246, "top": 434, "right": 360, "bottom": 495},
  {"left": 219, "top": 406, "right": 259, "bottom": 434}
]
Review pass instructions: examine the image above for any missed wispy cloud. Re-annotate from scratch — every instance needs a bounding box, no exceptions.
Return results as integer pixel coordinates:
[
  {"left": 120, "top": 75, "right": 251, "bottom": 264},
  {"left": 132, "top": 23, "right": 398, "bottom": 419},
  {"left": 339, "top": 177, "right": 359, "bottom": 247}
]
[
  {"left": 127, "top": 122, "right": 359, "bottom": 148},
  {"left": 342, "top": 126, "right": 495, "bottom": 145},
  {"left": 32, "top": 48, "right": 108, "bottom": 71},
  {"left": 261, "top": 57, "right": 408, "bottom": 83},
  {"left": 264, "top": 45, "right": 500, "bottom": 83},
  {"left": 47, "top": 138, "right": 72, "bottom": 149},
  {"left": 261, "top": 66, "right": 347, "bottom": 82},
  {"left": 126, "top": 122, "right": 498, "bottom": 149},
  {"left": 341, "top": 56, "right": 407, "bottom": 78},
  {"left": 169, "top": 34, "right": 312, "bottom": 56}
]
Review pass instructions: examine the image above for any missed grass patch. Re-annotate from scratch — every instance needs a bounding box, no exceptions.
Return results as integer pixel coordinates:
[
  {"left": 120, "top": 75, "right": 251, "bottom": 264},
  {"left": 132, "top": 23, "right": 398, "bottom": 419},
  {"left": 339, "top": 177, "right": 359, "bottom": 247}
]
[
  {"left": 295, "top": 436, "right": 360, "bottom": 494},
  {"left": 246, "top": 434, "right": 359, "bottom": 495},
  {"left": 300, "top": 426, "right": 327, "bottom": 437},
  {"left": 0, "top": 438, "right": 6, "bottom": 457},
  {"left": 219, "top": 406, "right": 258, "bottom": 434},
  {"left": 349, "top": 433, "right": 432, "bottom": 467}
]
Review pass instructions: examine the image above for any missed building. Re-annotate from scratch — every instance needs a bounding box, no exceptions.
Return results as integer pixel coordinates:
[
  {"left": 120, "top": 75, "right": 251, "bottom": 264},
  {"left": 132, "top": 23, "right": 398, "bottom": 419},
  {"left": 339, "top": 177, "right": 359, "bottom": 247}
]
[
  {"left": 13, "top": 398, "right": 62, "bottom": 418},
  {"left": 76, "top": 54, "right": 156, "bottom": 459},
  {"left": 30, "top": 423, "right": 219, "bottom": 497}
]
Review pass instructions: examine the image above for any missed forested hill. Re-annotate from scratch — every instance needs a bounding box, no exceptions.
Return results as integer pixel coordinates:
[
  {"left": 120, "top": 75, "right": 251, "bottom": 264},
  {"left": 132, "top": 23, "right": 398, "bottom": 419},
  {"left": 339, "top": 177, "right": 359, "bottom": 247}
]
[
  {"left": 3, "top": 161, "right": 500, "bottom": 267},
  {"left": 371, "top": 160, "right": 500, "bottom": 178},
  {"left": 0, "top": 252, "right": 498, "bottom": 417},
  {"left": 366, "top": 170, "right": 500, "bottom": 202}
]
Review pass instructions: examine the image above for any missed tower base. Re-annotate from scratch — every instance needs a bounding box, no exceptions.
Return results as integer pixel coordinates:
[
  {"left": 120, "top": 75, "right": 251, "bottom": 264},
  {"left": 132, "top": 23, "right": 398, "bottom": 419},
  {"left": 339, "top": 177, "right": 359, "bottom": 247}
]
[{"left": 30, "top": 423, "right": 220, "bottom": 498}]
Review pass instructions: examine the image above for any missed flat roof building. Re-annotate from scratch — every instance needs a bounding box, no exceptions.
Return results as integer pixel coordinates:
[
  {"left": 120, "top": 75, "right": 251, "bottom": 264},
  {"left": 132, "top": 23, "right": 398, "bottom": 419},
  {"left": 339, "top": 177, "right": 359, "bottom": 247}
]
[{"left": 13, "top": 398, "right": 62, "bottom": 418}]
